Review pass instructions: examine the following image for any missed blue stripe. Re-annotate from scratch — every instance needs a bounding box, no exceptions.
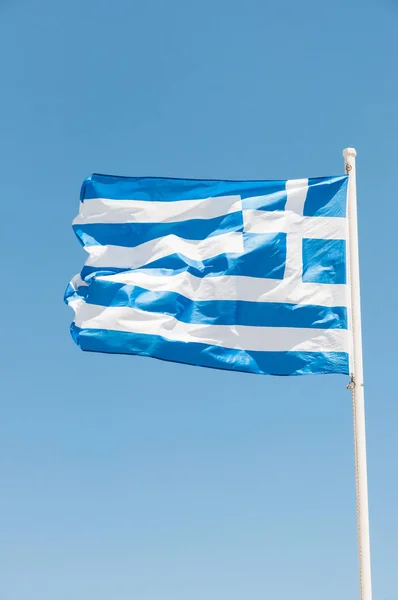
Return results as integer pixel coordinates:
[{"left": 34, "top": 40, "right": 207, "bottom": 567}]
[
  {"left": 78, "top": 279, "right": 347, "bottom": 329},
  {"left": 81, "top": 175, "right": 348, "bottom": 219},
  {"left": 241, "top": 190, "right": 286, "bottom": 211},
  {"left": 70, "top": 324, "right": 349, "bottom": 376},
  {"left": 64, "top": 282, "right": 77, "bottom": 303},
  {"left": 81, "top": 232, "right": 287, "bottom": 281},
  {"left": 73, "top": 212, "right": 243, "bottom": 248},
  {"left": 82, "top": 175, "right": 288, "bottom": 202},
  {"left": 81, "top": 175, "right": 347, "bottom": 216}
]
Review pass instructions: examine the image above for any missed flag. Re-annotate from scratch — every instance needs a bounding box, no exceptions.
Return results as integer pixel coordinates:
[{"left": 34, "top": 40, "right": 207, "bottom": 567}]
[{"left": 65, "top": 174, "right": 350, "bottom": 376}]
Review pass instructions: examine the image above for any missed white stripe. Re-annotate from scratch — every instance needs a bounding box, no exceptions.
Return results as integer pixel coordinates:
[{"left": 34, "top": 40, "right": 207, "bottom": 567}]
[
  {"left": 68, "top": 297, "right": 85, "bottom": 311},
  {"left": 84, "top": 232, "right": 244, "bottom": 268},
  {"left": 74, "top": 196, "right": 242, "bottom": 224},
  {"left": 73, "top": 303, "right": 349, "bottom": 353},
  {"left": 285, "top": 179, "right": 308, "bottom": 215},
  {"left": 243, "top": 210, "right": 347, "bottom": 239},
  {"left": 98, "top": 271, "right": 347, "bottom": 308},
  {"left": 284, "top": 179, "right": 309, "bottom": 278},
  {"left": 70, "top": 274, "right": 88, "bottom": 289},
  {"left": 301, "top": 216, "right": 347, "bottom": 239}
]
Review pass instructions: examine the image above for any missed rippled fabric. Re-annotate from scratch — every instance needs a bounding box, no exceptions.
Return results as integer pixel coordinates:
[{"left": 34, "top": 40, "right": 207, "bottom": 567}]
[{"left": 65, "top": 174, "right": 350, "bottom": 375}]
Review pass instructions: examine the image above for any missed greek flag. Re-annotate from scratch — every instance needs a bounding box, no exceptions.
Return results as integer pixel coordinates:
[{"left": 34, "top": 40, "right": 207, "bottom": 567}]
[{"left": 65, "top": 174, "right": 350, "bottom": 376}]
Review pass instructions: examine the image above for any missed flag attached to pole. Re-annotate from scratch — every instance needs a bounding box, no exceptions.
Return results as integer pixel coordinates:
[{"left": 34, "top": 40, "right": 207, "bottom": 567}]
[{"left": 65, "top": 174, "right": 349, "bottom": 376}]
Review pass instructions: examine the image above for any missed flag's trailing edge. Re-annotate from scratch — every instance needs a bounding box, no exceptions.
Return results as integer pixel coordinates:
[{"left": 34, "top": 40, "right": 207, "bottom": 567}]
[{"left": 65, "top": 174, "right": 350, "bottom": 376}]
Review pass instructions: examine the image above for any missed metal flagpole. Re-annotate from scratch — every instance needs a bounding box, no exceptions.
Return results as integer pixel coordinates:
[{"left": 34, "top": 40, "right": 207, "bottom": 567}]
[{"left": 343, "top": 148, "right": 372, "bottom": 600}]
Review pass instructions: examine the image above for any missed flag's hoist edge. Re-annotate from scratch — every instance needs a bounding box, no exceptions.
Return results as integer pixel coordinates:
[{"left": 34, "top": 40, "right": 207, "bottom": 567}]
[{"left": 65, "top": 174, "right": 350, "bottom": 376}]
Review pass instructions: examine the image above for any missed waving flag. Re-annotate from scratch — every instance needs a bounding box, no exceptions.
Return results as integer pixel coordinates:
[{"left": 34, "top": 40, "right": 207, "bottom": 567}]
[{"left": 65, "top": 174, "right": 350, "bottom": 376}]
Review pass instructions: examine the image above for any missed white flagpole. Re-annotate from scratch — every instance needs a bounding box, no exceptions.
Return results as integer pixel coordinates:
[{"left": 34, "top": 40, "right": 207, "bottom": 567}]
[{"left": 343, "top": 148, "right": 372, "bottom": 600}]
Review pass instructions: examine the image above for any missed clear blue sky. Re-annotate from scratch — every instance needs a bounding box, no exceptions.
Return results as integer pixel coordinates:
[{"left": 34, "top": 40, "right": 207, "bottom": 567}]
[{"left": 1, "top": 1, "right": 397, "bottom": 598}]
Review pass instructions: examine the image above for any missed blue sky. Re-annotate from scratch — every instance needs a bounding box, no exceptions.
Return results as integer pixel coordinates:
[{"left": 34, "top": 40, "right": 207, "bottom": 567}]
[{"left": 1, "top": 0, "right": 397, "bottom": 598}]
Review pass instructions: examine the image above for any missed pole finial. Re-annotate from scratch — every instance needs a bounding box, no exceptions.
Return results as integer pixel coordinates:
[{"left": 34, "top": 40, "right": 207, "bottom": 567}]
[{"left": 343, "top": 147, "right": 357, "bottom": 158}]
